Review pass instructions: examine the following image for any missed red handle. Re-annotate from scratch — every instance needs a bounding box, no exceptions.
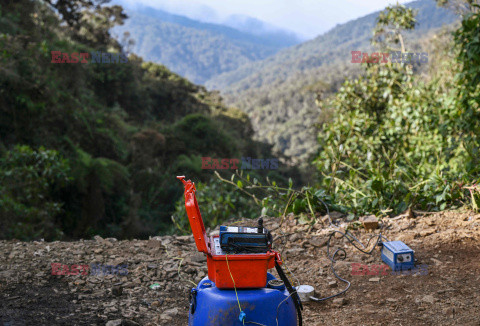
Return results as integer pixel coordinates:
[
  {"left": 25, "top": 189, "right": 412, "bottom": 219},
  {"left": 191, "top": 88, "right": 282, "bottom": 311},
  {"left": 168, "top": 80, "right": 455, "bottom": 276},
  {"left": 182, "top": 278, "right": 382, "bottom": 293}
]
[{"left": 178, "top": 176, "right": 208, "bottom": 254}]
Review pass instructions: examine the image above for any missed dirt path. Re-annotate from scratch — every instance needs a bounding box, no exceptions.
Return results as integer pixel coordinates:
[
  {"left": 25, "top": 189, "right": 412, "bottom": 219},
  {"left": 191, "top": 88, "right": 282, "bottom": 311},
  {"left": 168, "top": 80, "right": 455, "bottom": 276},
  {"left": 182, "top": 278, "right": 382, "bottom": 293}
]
[{"left": 1, "top": 211, "right": 479, "bottom": 325}]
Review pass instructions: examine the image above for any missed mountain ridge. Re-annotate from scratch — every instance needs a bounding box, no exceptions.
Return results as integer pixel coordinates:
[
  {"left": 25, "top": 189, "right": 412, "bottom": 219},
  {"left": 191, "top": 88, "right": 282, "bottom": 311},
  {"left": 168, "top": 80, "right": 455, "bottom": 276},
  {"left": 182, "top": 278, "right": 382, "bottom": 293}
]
[
  {"left": 207, "top": 0, "right": 458, "bottom": 92},
  {"left": 112, "top": 5, "right": 301, "bottom": 84},
  {"left": 205, "top": 0, "right": 459, "bottom": 161},
  {"left": 112, "top": 0, "right": 459, "bottom": 162}
]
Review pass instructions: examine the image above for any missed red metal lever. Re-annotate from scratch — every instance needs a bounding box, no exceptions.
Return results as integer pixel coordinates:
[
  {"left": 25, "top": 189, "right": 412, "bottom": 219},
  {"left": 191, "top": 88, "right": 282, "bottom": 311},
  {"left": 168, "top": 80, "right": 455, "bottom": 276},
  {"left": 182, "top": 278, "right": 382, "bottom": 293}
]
[
  {"left": 178, "top": 176, "right": 207, "bottom": 254},
  {"left": 177, "top": 175, "right": 187, "bottom": 184},
  {"left": 177, "top": 176, "right": 196, "bottom": 192}
]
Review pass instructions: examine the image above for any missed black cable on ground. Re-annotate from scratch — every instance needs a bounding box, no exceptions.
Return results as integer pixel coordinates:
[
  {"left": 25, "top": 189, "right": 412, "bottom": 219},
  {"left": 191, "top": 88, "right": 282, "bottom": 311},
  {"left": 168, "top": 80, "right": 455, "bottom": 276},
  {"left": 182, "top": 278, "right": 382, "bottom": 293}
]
[
  {"left": 309, "top": 247, "right": 351, "bottom": 302},
  {"left": 308, "top": 201, "right": 389, "bottom": 302},
  {"left": 275, "top": 260, "right": 303, "bottom": 326}
]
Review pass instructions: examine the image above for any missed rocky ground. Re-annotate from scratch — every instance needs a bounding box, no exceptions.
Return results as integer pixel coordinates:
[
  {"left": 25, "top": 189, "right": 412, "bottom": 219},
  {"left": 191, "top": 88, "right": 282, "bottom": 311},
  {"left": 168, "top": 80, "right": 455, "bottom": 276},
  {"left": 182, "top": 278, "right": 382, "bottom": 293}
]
[{"left": 1, "top": 210, "right": 479, "bottom": 325}]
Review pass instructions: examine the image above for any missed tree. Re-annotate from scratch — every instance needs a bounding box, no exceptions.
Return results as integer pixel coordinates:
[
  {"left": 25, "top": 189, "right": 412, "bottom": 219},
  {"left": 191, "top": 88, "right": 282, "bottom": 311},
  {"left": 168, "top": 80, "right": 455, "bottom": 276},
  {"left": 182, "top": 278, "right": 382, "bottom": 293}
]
[
  {"left": 372, "top": 3, "right": 417, "bottom": 52},
  {"left": 0, "top": 146, "right": 70, "bottom": 240},
  {"left": 44, "top": 0, "right": 109, "bottom": 27},
  {"left": 43, "top": 0, "right": 127, "bottom": 48}
]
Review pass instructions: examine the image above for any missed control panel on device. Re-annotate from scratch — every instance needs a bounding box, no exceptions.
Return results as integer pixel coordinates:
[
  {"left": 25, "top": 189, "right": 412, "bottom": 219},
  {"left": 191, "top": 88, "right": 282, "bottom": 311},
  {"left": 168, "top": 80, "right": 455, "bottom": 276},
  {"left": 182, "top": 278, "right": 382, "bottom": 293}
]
[{"left": 219, "top": 218, "right": 272, "bottom": 254}]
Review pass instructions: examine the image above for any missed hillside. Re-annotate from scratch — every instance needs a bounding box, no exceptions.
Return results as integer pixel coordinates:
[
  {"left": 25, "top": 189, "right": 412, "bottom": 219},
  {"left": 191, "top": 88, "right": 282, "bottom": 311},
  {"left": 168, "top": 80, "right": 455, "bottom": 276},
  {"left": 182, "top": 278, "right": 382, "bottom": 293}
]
[
  {"left": 112, "top": 5, "right": 300, "bottom": 84},
  {"left": 0, "top": 0, "right": 294, "bottom": 241},
  {"left": 207, "top": 0, "right": 459, "bottom": 161},
  {"left": 2, "top": 1, "right": 480, "bottom": 324}
]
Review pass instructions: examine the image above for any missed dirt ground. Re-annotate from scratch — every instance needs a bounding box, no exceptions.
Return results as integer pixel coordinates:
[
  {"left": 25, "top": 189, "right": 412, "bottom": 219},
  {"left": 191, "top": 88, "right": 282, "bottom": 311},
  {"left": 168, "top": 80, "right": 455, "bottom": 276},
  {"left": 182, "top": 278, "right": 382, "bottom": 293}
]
[{"left": 1, "top": 210, "right": 479, "bottom": 325}]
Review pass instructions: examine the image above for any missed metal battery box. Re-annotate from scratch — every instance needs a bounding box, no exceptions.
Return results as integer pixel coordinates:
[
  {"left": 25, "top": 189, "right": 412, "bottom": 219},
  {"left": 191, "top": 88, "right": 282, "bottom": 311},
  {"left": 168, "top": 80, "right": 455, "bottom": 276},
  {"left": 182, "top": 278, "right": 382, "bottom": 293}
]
[{"left": 381, "top": 240, "right": 415, "bottom": 271}]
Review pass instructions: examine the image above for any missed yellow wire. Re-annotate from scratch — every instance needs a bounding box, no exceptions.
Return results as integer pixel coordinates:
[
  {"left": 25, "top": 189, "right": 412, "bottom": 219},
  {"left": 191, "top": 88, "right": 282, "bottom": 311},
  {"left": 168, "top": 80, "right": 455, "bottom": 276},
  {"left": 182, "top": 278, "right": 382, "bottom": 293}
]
[
  {"left": 164, "top": 245, "right": 197, "bottom": 287},
  {"left": 225, "top": 254, "right": 243, "bottom": 324}
]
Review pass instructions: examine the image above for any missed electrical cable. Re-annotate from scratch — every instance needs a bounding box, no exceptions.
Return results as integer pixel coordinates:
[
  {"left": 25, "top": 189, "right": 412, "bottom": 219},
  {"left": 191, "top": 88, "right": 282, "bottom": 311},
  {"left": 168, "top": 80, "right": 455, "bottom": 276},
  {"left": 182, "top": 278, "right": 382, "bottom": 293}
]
[
  {"left": 164, "top": 245, "right": 197, "bottom": 287},
  {"left": 309, "top": 248, "right": 351, "bottom": 302},
  {"left": 308, "top": 200, "right": 388, "bottom": 302},
  {"left": 226, "top": 254, "right": 268, "bottom": 326},
  {"left": 225, "top": 254, "right": 244, "bottom": 325},
  {"left": 275, "top": 260, "right": 303, "bottom": 326},
  {"left": 309, "top": 232, "right": 386, "bottom": 302},
  {"left": 317, "top": 197, "right": 389, "bottom": 247},
  {"left": 327, "top": 230, "right": 384, "bottom": 256},
  {"left": 318, "top": 197, "right": 334, "bottom": 228},
  {"left": 282, "top": 259, "right": 300, "bottom": 287},
  {"left": 276, "top": 291, "right": 296, "bottom": 326}
]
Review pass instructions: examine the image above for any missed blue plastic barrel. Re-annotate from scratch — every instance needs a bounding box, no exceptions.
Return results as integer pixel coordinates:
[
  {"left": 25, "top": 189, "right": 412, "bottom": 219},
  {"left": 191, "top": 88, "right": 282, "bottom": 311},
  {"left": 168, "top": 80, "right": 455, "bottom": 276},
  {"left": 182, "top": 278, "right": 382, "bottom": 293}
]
[{"left": 188, "top": 273, "right": 297, "bottom": 326}]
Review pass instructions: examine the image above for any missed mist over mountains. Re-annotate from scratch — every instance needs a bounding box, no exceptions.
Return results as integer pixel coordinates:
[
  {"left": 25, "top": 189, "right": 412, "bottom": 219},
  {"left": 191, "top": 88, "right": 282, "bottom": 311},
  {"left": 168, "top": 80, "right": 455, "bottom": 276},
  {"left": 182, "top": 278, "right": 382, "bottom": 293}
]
[{"left": 112, "top": 1, "right": 301, "bottom": 84}]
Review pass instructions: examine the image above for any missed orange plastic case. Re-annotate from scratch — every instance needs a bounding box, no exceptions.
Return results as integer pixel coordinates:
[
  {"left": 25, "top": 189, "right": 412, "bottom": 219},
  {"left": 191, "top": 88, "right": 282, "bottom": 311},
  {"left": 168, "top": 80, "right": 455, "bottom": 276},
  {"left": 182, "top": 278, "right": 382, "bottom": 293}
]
[{"left": 178, "top": 176, "right": 281, "bottom": 289}]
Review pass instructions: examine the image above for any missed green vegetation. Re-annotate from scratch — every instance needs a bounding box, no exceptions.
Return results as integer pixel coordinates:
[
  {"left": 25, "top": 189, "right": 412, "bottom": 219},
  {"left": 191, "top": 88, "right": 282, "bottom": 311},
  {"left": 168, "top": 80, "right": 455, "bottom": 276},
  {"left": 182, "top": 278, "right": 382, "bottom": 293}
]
[
  {"left": 0, "top": 146, "right": 70, "bottom": 240},
  {"left": 2, "top": 0, "right": 479, "bottom": 241},
  {"left": 0, "top": 0, "right": 292, "bottom": 240},
  {"left": 172, "top": 171, "right": 333, "bottom": 234},
  {"left": 172, "top": 0, "right": 480, "bottom": 228},
  {"left": 112, "top": 7, "right": 299, "bottom": 84},
  {"left": 209, "top": 0, "right": 459, "bottom": 162},
  {"left": 314, "top": 1, "right": 480, "bottom": 216},
  {"left": 172, "top": 175, "right": 258, "bottom": 233}
]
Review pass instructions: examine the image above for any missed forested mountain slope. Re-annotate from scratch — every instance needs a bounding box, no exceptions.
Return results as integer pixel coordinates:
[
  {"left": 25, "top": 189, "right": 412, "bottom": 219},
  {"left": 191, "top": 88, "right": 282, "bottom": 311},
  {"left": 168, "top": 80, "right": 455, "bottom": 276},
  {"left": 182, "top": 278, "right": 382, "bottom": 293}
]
[
  {"left": 112, "top": 5, "right": 300, "bottom": 84},
  {"left": 207, "top": 0, "right": 458, "bottom": 161},
  {"left": 0, "top": 0, "right": 292, "bottom": 241}
]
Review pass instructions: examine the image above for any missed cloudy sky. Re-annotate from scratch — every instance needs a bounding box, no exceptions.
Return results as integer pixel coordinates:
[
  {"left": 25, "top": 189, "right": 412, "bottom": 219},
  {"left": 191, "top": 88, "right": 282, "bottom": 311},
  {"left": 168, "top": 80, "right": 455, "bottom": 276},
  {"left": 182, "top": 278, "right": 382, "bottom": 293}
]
[{"left": 117, "top": 0, "right": 412, "bottom": 39}]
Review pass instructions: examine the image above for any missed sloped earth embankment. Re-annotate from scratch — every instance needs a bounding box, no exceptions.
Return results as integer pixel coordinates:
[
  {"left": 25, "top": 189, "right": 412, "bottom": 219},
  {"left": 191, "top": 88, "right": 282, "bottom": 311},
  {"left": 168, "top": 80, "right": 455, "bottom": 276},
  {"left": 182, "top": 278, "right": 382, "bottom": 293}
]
[{"left": 1, "top": 210, "right": 479, "bottom": 325}]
